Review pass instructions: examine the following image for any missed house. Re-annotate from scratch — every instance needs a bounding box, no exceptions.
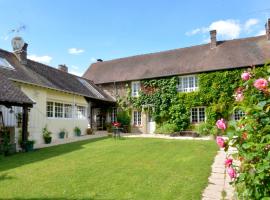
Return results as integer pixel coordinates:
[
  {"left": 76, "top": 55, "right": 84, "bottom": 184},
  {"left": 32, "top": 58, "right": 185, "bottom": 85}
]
[
  {"left": 0, "top": 37, "right": 115, "bottom": 149},
  {"left": 83, "top": 19, "right": 270, "bottom": 134}
]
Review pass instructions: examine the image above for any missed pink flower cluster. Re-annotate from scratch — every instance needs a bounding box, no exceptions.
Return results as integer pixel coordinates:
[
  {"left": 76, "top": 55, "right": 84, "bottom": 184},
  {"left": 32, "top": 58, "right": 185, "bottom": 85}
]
[
  {"left": 234, "top": 87, "right": 244, "bottom": 102},
  {"left": 241, "top": 72, "right": 251, "bottom": 81},
  {"left": 216, "top": 136, "right": 226, "bottom": 148},
  {"left": 254, "top": 78, "right": 268, "bottom": 91},
  {"left": 216, "top": 118, "right": 226, "bottom": 130},
  {"left": 225, "top": 158, "right": 236, "bottom": 178}
]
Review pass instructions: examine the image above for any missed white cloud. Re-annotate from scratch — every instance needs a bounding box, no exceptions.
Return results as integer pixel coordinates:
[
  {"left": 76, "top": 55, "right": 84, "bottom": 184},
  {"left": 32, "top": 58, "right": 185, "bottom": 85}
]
[
  {"left": 209, "top": 20, "right": 241, "bottom": 39},
  {"left": 68, "top": 48, "right": 85, "bottom": 55},
  {"left": 186, "top": 18, "right": 261, "bottom": 40},
  {"left": 28, "top": 54, "right": 52, "bottom": 64},
  {"left": 244, "top": 18, "right": 259, "bottom": 31},
  {"left": 256, "top": 29, "right": 265, "bottom": 36},
  {"left": 1, "top": 35, "right": 9, "bottom": 41},
  {"left": 90, "top": 57, "right": 97, "bottom": 62},
  {"left": 69, "top": 70, "right": 83, "bottom": 76}
]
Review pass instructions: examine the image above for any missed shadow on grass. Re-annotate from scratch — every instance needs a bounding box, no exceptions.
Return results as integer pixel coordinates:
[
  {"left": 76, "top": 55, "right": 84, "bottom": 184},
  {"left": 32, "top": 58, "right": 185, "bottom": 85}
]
[
  {"left": 0, "top": 137, "right": 108, "bottom": 173},
  {"left": 0, "top": 198, "right": 97, "bottom": 200},
  {"left": 0, "top": 173, "right": 14, "bottom": 182}
]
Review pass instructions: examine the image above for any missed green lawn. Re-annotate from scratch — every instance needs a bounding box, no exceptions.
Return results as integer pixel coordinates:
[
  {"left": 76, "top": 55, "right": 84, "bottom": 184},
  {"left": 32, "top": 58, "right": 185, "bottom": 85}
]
[{"left": 0, "top": 137, "right": 217, "bottom": 200}]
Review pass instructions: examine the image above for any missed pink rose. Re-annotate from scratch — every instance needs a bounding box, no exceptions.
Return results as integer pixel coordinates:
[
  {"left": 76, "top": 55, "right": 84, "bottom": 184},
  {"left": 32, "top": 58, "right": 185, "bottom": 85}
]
[
  {"left": 227, "top": 167, "right": 237, "bottom": 179},
  {"left": 235, "top": 93, "right": 244, "bottom": 102},
  {"left": 241, "top": 72, "right": 251, "bottom": 81},
  {"left": 216, "top": 136, "right": 226, "bottom": 148},
  {"left": 224, "top": 158, "right": 233, "bottom": 167},
  {"left": 254, "top": 78, "right": 268, "bottom": 91},
  {"left": 216, "top": 118, "right": 226, "bottom": 130}
]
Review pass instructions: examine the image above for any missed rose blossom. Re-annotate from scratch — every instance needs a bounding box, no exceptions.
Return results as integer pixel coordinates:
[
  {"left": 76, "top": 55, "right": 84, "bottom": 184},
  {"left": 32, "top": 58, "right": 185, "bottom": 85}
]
[
  {"left": 254, "top": 78, "right": 268, "bottom": 91},
  {"left": 224, "top": 158, "right": 233, "bottom": 167},
  {"left": 235, "top": 92, "right": 244, "bottom": 102},
  {"left": 216, "top": 136, "right": 226, "bottom": 148},
  {"left": 242, "top": 132, "right": 248, "bottom": 140},
  {"left": 216, "top": 118, "right": 226, "bottom": 130},
  {"left": 241, "top": 72, "right": 251, "bottom": 81},
  {"left": 227, "top": 167, "right": 237, "bottom": 179}
]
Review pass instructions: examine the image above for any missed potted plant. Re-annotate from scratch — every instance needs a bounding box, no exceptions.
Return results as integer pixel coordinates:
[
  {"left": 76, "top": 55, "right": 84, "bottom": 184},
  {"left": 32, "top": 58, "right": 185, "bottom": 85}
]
[
  {"left": 42, "top": 126, "right": 52, "bottom": 144},
  {"left": 59, "top": 129, "right": 66, "bottom": 139},
  {"left": 74, "top": 126, "right": 81, "bottom": 136},
  {"left": 25, "top": 140, "right": 35, "bottom": 152}
]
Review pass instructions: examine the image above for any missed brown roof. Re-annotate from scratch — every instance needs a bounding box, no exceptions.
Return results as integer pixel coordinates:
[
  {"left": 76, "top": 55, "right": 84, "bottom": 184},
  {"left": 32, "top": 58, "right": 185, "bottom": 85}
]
[
  {"left": 83, "top": 35, "right": 270, "bottom": 84},
  {"left": 0, "top": 49, "right": 114, "bottom": 102},
  {"left": 0, "top": 73, "right": 33, "bottom": 106}
]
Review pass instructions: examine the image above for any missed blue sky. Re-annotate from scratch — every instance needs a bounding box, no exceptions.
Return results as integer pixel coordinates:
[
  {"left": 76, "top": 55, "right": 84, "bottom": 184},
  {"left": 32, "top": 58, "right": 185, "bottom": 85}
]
[{"left": 0, "top": 0, "right": 269, "bottom": 76}]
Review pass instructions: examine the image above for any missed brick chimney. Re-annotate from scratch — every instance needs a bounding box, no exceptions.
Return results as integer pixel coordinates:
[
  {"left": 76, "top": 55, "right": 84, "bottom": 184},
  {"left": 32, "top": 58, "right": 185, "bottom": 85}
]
[
  {"left": 266, "top": 18, "right": 270, "bottom": 40},
  {"left": 11, "top": 37, "right": 28, "bottom": 65},
  {"left": 58, "top": 64, "right": 68, "bottom": 73},
  {"left": 210, "top": 30, "right": 217, "bottom": 48}
]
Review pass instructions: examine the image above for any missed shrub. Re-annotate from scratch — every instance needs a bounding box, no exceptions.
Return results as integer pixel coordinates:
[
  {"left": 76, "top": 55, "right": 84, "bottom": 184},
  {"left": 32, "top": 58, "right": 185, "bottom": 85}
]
[
  {"left": 74, "top": 126, "right": 81, "bottom": 136},
  {"left": 155, "top": 123, "right": 178, "bottom": 134},
  {"left": 214, "top": 64, "right": 270, "bottom": 199},
  {"left": 117, "top": 111, "right": 131, "bottom": 126},
  {"left": 86, "top": 128, "right": 94, "bottom": 135},
  {"left": 42, "top": 126, "right": 52, "bottom": 144},
  {"left": 194, "top": 122, "right": 212, "bottom": 136},
  {"left": 106, "top": 123, "right": 113, "bottom": 133}
]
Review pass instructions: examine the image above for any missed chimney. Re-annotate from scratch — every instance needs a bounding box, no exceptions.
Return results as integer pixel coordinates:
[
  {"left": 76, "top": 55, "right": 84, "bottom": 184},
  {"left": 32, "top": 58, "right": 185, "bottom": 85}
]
[
  {"left": 11, "top": 37, "right": 28, "bottom": 65},
  {"left": 266, "top": 18, "right": 270, "bottom": 40},
  {"left": 58, "top": 64, "right": 68, "bottom": 73},
  {"left": 210, "top": 30, "right": 217, "bottom": 48}
]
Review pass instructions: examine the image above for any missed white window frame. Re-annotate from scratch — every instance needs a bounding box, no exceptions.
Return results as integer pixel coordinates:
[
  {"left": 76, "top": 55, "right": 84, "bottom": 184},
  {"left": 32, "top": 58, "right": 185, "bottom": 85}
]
[
  {"left": 131, "top": 81, "right": 141, "bottom": 97},
  {"left": 111, "top": 107, "right": 117, "bottom": 123},
  {"left": 177, "top": 75, "right": 198, "bottom": 92},
  {"left": 76, "top": 105, "right": 87, "bottom": 119},
  {"left": 133, "top": 111, "right": 142, "bottom": 126},
  {"left": 54, "top": 102, "right": 64, "bottom": 118},
  {"left": 190, "top": 107, "right": 206, "bottom": 123},
  {"left": 233, "top": 109, "right": 245, "bottom": 121},
  {"left": 46, "top": 101, "right": 87, "bottom": 119},
  {"left": 0, "top": 57, "right": 15, "bottom": 70},
  {"left": 46, "top": 102, "right": 54, "bottom": 118}
]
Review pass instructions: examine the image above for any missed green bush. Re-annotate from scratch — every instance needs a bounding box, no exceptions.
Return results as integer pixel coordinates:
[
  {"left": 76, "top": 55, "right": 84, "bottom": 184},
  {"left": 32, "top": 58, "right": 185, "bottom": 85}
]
[
  {"left": 155, "top": 123, "right": 178, "bottom": 134},
  {"left": 194, "top": 122, "right": 212, "bottom": 136},
  {"left": 117, "top": 111, "right": 131, "bottom": 126}
]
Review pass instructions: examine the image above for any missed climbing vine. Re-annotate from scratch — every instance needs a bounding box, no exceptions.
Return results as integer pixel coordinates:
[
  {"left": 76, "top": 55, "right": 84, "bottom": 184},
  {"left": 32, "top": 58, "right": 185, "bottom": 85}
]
[{"left": 118, "top": 66, "right": 267, "bottom": 132}]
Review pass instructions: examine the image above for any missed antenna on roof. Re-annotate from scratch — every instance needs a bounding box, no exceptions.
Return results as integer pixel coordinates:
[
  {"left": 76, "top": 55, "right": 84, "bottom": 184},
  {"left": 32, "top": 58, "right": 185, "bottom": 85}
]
[{"left": 97, "top": 59, "right": 103, "bottom": 62}]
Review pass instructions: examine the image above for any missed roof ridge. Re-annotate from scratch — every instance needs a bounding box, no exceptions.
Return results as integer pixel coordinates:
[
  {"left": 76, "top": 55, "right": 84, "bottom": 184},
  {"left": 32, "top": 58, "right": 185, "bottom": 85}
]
[{"left": 90, "top": 35, "right": 266, "bottom": 66}]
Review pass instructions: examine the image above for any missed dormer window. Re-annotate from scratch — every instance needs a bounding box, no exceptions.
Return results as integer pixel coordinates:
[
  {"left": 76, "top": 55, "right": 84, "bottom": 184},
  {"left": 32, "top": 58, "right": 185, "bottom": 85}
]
[
  {"left": 177, "top": 75, "right": 198, "bottom": 92},
  {"left": 0, "top": 57, "right": 14, "bottom": 70},
  {"left": 131, "top": 81, "right": 140, "bottom": 97}
]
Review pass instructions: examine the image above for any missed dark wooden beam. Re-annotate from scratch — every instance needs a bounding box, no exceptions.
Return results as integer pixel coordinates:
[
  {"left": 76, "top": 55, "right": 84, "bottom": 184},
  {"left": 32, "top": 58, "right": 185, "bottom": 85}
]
[{"left": 21, "top": 105, "right": 29, "bottom": 151}]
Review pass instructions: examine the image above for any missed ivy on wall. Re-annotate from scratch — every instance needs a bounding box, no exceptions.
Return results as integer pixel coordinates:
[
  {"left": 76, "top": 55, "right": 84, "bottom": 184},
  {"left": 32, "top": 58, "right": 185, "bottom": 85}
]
[{"left": 118, "top": 66, "right": 266, "bottom": 131}]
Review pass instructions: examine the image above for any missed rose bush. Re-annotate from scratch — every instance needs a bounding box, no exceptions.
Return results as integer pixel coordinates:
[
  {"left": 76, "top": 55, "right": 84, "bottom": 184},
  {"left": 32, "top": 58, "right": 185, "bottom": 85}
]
[{"left": 215, "top": 64, "right": 270, "bottom": 199}]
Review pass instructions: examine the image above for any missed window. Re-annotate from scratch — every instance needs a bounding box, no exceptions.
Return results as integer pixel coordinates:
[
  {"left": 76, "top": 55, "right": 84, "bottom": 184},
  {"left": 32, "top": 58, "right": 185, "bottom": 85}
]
[
  {"left": 133, "top": 111, "right": 142, "bottom": 126},
  {"left": 0, "top": 57, "right": 14, "bottom": 70},
  {"left": 77, "top": 106, "right": 86, "bottom": 119},
  {"left": 131, "top": 81, "right": 141, "bottom": 97},
  {"left": 54, "top": 103, "right": 63, "bottom": 118},
  {"left": 177, "top": 75, "right": 198, "bottom": 92},
  {"left": 64, "top": 104, "right": 72, "bottom": 118},
  {"left": 46, "top": 102, "right": 53, "bottom": 117},
  {"left": 191, "top": 107, "right": 205, "bottom": 123},
  {"left": 111, "top": 107, "right": 117, "bottom": 123},
  {"left": 234, "top": 110, "right": 245, "bottom": 121}
]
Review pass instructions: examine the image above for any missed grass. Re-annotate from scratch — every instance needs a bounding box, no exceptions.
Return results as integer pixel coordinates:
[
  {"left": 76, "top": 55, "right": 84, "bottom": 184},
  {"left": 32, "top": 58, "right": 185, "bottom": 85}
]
[{"left": 0, "top": 137, "right": 218, "bottom": 200}]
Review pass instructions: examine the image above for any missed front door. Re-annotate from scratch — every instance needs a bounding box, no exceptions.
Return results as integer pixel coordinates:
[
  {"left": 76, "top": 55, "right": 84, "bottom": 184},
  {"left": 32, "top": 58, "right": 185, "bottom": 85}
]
[{"left": 147, "top": 113, "right": 156, "bottom": 134}]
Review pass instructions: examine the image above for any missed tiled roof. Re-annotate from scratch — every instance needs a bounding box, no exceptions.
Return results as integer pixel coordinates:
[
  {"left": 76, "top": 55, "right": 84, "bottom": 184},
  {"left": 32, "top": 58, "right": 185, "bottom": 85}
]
[
  {"left": 83, "top": 35, "right": 270, "bottom": 84},
  {"left": 0, "top": 49, "right": 114, "bottom": 103}
]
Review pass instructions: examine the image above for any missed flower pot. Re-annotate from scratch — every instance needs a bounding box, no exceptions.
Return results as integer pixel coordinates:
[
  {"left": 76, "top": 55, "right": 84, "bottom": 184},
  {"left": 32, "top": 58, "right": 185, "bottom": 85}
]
[
  {"left": 25, "top": 142, "right": 34, "bottom": 152},
  {"left": 75, "top": 132, "right": 81, "bottom": 137},
  {"left": 44, "top": 137, "right": 52, "bottom": 144},
  {"left": 59, "top": 132, "right": 65, "bottom": 139}
]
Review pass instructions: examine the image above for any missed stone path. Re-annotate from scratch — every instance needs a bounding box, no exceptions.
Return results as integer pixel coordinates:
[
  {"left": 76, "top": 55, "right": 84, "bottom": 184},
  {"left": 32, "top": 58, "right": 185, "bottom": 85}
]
[{"left": 202, "top": 149, "right": 235, "bottom": 200}]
